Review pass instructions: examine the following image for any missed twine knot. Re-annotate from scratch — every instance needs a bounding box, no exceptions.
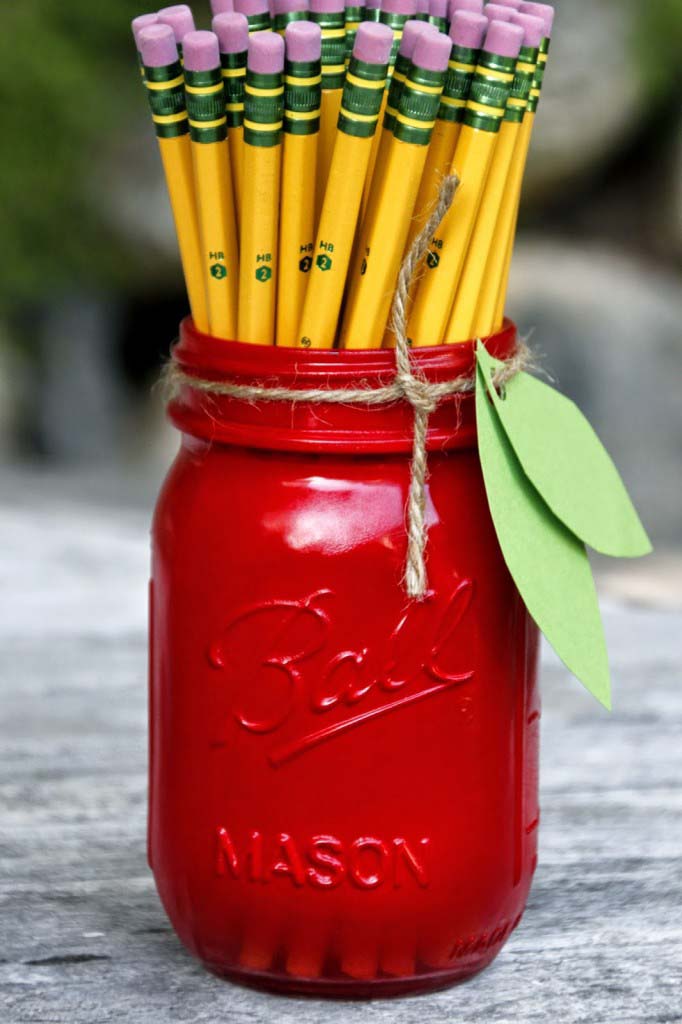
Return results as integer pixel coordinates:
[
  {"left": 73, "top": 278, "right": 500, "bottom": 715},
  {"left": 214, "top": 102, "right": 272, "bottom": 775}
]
[
  {"left": 395, "top": 371, "right": 439, "bottom": 416},
  {"left": 164, "top": 174, "right": 529, "bottom": 600}
]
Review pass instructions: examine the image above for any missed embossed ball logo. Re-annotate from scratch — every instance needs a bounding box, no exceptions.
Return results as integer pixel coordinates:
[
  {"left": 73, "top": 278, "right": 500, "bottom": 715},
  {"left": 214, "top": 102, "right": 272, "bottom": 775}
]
[{"left": 207, "top": 580, "right": 475, "bottom": 768}]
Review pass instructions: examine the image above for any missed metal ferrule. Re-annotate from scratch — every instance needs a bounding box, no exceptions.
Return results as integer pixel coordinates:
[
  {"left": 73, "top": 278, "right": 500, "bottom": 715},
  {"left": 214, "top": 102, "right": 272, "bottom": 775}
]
[
  {"left": 184, "top": 66, "right": 227, "bottom": 143},
  {"left": 337, "top": 55, "right": 388, "bottom": 137},
  {"left": 284, "top": 58, "right": 322, "bottom": 135},
  {"left": 504, "top": 44, "right": 538, "bottom": 123},
  {"left": 383, "top": 51, "right": 411, "bottom": 132},
  {"left": 246, "top": 12, "right": 272, "bottom": 34},
  {"left": 244, "top": 69, "right": 284, "bottom": 147},
  {"left": 437, "top": 42, "right": 478, "bottom": 124},
  {"left": 220, "top": 51, "right": 247, "bottom": 128},
  {"left": 144, "top": 60, "right": 189, "bottom": 138},
  {"left": 427, "top": 15, "right": 448, "bottom": 33},
  {"left": 344, "top": 7, "right": 364, "bottom": 62},
  {"left": 463, "top": 49, "right": 516, "bottom": 133},
  {"left": 394, "top": 61, "right": 446, "bottom": 145},
  {"left": 378, "top": 10, "right": 410, "bottom": 71},
  {"left": 310, "top": 11, "right": 347, "bottom": 90},
  {"left": 273, "top": 10, "right": 309, "bottom": 34},
  {"left": 527, "top": 35, "right": 550, "bottom": 111}
]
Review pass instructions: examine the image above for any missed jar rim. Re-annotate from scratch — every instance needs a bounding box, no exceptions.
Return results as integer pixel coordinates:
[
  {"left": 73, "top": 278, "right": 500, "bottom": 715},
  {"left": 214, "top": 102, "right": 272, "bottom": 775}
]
[{"left": 167, "top": 317, "right": 518, "bottom": 454}]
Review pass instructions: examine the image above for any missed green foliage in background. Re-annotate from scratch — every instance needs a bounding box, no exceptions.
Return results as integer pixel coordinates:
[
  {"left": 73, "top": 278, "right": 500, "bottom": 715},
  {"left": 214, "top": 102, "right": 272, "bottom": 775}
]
[
  {"left": 0, "top": 1, "right": 210, "bottom": 310},
  {"left": 635, "top": 0, "right": 682, "bottom": 101}
]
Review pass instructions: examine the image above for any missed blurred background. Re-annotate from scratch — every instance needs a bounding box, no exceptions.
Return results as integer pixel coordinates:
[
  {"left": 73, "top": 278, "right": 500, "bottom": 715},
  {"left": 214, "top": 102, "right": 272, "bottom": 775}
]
[{"left": 0, "top": 0, "right": 681, "bottom": 589}]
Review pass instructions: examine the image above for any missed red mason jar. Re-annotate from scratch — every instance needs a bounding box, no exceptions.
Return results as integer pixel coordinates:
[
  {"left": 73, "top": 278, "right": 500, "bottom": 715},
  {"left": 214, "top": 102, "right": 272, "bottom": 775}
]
[{"left": 149, "top": 318, "right": 540, "bottom": 998}]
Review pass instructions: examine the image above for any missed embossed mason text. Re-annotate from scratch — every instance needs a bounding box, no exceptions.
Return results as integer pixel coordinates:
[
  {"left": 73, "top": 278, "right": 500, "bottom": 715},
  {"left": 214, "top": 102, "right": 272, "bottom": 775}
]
[{"left": 215, "top": 828, "right": 431, "bottom": 888}]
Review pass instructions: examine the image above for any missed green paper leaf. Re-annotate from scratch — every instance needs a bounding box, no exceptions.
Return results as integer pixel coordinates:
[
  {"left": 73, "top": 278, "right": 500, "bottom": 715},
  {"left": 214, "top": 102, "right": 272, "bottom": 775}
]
[
  {"left": 475, "top": 364, "right": 611, "bottom": 709},
  {"left": 476, "top": 343, "right": 652, "bottom": 559}
]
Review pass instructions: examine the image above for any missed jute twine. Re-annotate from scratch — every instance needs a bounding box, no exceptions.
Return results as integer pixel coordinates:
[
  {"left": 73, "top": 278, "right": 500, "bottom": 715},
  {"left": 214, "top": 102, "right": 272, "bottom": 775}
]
[{"left": 164, "top": 175, "right": 530, "bottom": 600}]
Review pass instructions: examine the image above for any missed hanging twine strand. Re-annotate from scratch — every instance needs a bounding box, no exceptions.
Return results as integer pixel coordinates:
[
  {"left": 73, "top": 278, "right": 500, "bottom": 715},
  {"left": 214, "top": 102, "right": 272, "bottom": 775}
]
[{"left": 164, "top": 175, "right": 530, "bottom": 599}]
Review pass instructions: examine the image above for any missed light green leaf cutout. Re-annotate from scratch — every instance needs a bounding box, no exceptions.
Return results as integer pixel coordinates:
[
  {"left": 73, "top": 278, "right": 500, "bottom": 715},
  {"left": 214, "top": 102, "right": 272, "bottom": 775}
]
[
  {"left": 475, "top": 364, "right": 611, "bottom": 709},
  {"left": 476, "top": 343, "right": 652, "bottom": 558}
]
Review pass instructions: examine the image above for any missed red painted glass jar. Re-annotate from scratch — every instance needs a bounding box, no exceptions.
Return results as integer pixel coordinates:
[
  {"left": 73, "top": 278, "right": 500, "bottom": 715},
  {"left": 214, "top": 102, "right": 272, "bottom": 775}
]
[{"left": 149, "top": 318, "right": 540, "bottom": 998}]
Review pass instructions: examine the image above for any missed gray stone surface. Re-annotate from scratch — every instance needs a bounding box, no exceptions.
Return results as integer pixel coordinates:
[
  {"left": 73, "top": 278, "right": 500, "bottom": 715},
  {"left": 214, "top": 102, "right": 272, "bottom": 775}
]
[
  {"left": 1, "top": 472, "right": 681, "bottom": 1022},
  {"left": 525, "top": 0, "right": 647, "bottom": 197}
]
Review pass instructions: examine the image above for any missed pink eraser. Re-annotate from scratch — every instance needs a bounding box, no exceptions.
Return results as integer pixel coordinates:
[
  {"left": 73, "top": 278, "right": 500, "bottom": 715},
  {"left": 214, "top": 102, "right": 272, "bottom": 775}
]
[
  {"left": 367, "top": 0, "right": 382, "bottom": 10},
  {"left": 210, "top": 0, "right": 234, "bottom": 13},
  {"left": 138, "top": 23, "right": 179, "bottom": 66},
  {"left": 483, "top": 18, "right": 523, "bottom": 56},
  {"left": 353, "top": 22, "right": 394, "bottom": 64},
  {"left": 449, "top": 11, "right": 488, "bottom": 49},
  {"left": 412, "top": 28, "right": 452, "bottom": 72},
  {"left": 398, "top": 20, "right": 429, "bottom": 59},
  {"left": 380, "top": 0, "right": 418, "bottom": 15},
  {"left": 183, "top": 30, "right": 221, "bottom": 71},
  {"left": 274, "top": 0, "right": 309, "bottom": 13},
  {"left": 132, "top": 13, "right": 159, "bottom": 48},
  {"left": 213, "top": 12, "right": 250, "bottom": 52},
  {"left": 429, "top": 0, "right": 449, "bottom": 19},
  {"left": 518, "top": 1, "right": 554, "bottom": 38},
  {"left": 157, "top": 6, "right": 196, "bottom": 43},
  {"left": 285, "top": 21, "right": 322, "bottom": 62},
  {"left": 509, "top": 11, "right": 544, "bottom": 48},
  {"left": 346, "top": 0, "right": 366, "bottom": 8},
  {"left": 449, "top": 0, "right": 483, "bottom": 12},
  {"left": 248, "top": 30, "right": 285, "bottom": 73},
  {"left": 235, "top": 0, "right": 270, "bottom": 14},
  {"left": 416, "top": 0, "right": 429, "bottom": 11},
  {"left": 483, "top": 5, "right": 513, "bottom": 23},
  {"left": 310, "top": 0, "right": 345, "bottom": 12},
  {"left": 490, "top": 0, "right": 520, "bottom": 7}
]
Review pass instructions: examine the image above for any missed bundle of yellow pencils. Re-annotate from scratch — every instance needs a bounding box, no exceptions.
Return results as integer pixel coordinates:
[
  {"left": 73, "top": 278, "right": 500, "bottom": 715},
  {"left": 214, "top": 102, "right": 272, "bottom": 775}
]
[{"left": 133, "top": 0, "right": 554, "bottom": 349}]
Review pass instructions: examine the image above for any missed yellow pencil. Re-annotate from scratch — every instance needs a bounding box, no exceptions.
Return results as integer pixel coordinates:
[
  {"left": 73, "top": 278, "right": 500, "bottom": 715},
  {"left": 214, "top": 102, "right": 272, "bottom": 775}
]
[
  {"left": 310, "top": 0, "right": 348, "bottom": 224},
  {"left": 184, "top": 31, "right": 240, "bottom": 340},
  {"left": 476, "top": 1, "right": 554, "bottom": 334},
  {"left": 406, "top": 19, "right": 523, "bottom": 347},
  {"left": 361, "top": 0, "right": 418, "bottom": 220},
  {"left": 277, "top": 21, "right": 322, "bottom": 346},
  {"left": 238, "top": 32, "right": 285, "bottom": 345},
  {"left": 406, "top": 11, "right": 487, "bottom": 254},
  {"left": 363, "top": 20, "right": 432, "bottom": 237},
  {"left": 297, "top": 22, "right": 393, "bottom": 348},
  {"left": 341, "top": 30, "right": 451, "bottom": 349},
  {"left": 137, "top": 24, "right": 209, "bottom": 333},
  {"left": 213, "top": 13, "right": 249, "bottom": 232},
  {"left": 444, "top": 11, "right": 543, "bottom": 343}
]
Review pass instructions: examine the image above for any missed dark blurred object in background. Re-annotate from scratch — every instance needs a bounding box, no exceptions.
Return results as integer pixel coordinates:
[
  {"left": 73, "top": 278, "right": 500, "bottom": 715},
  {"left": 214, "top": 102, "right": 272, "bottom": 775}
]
[{"left": 0, "top": 0, "right": 680, "bottom": 545}]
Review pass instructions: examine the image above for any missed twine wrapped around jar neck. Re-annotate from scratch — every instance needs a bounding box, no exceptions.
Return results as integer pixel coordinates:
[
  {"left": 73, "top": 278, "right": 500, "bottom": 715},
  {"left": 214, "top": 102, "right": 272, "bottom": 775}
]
[{"left": 164, "top": 175, "right": 530, "bottom": 600}]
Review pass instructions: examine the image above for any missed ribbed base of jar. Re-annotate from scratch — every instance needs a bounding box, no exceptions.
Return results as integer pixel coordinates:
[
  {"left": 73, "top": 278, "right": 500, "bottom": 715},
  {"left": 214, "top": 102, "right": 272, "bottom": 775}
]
[{"left": 204, "top": 950, "right": 501, "bottom": 1000}]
